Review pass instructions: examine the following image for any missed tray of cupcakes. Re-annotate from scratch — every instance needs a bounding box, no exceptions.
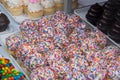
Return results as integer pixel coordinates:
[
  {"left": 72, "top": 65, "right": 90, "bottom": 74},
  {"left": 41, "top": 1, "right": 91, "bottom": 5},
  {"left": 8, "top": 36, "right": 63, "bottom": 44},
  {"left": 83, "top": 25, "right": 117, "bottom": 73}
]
[
  {"left": 0, "top": 43, "right": 30, "bottom": 80},
  {"left": 0, "top": 11, "right": 119, "bottom": 80},
  {"left": 0, "top": 0, "right": 59, "bottom": 24},
  {"left": 0, "top": 0, "right": 78, "bottom": 24},
  {"left": 74, "top": 0, "right": 120, "bottom": 44}
]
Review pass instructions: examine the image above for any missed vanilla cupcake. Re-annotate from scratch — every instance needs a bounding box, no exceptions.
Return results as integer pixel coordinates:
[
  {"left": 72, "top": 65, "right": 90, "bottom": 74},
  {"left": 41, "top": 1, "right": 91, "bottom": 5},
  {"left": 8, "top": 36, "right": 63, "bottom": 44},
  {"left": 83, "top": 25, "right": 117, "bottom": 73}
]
[
  {"left": 54, "top": 0, "right": 64, "bottom": 11},
  {"left": 72, "top": 0, "right": 78, "bottom": 10},
  {"left": 5, "top": 0, "right": 23, "bottom": 16},
  {"left": 26, "top": 0, "right": 43, "bottom": 19},
  {"left": 41, "top": 0, "right": 55, "bottom": 16}
]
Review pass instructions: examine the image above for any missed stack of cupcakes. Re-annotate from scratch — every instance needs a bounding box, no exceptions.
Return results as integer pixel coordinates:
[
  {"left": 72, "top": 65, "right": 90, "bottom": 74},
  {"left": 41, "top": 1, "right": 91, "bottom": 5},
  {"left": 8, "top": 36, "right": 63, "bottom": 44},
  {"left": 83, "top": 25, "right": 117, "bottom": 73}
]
[
  {"left": 86, "top": 0, "right": 120, "bottom": 43},
  {"left": 41, "top": 0, "right": 55, "bottom": 16},
  {"left": 1, "top": 0, "right": 79, "bottom": 19},
  {"left": 97, "top": 0, "right": 117, "bottom": 34},
  {"left": 0, "top": 12, "right": 10, "bottom": 32},
  {"left": 5, "top": 11, "right": 120, "bottom": 79},
  {"left": 26, "top": 0, "right": 44, "bottom": 19},
  {"left": 5, "top": 0, "right": 23, "bottom": 16}
]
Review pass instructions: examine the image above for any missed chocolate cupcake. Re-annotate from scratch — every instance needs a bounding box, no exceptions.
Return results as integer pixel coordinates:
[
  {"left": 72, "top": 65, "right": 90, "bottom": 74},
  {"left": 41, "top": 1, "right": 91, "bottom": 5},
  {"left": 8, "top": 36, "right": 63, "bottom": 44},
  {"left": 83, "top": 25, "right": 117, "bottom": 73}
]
[
  {"left": 86, "top": 3, "right": 103, "bottom": 25},
  {"left": 115, "top": 10, "right": 120, "bottom": 22},
  {"left": 113, "top": 22, "right": 120, "bottom": 31},
  {"left": 0, "top": 12, "right": 10, "bottom": 32},
  {"left": 108, "top": 10, "right": 120, "bottom": 43},
  {"left": 97, "top": 12, "right": 114, "bottom": 34},
  {"left": 104, "top": 1, "right": 116, "bottom": 12},
  {"left": 96, "top": 1, "right": 117, "bottom": 34},
  {"left": 97, "top": 22, "right": 109, "bottom": 34},
  {"left": 108, "top": 29, "right": 120, "bottom": 43},
  {"left": 115, "top": 0, "right": 120, "bottom": 9}
]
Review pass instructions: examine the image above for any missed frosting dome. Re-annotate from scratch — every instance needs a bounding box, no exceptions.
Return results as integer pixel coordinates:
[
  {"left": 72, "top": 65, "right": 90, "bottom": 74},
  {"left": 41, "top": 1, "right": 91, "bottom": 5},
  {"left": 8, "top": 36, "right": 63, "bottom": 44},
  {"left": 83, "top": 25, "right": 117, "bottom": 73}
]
[{"left": 41, "top": 0, "right": 55, "bottom": 8}]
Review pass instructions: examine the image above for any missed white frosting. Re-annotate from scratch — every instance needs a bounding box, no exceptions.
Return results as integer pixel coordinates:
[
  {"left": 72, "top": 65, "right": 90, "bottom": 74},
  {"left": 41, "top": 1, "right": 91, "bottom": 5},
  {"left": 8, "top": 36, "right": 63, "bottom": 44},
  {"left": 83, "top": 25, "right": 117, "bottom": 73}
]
[
  {"left": 54, "top": 0, "right": 63, "bottom": 3},
  {"left": 6, "top": 0, "right": 23, "bottom": 8},
  {"left": 23, "top": 0, "right": 29, "bottom": 6},
  {"left": 28, "top": 3, "right": 43, "bottom": 12},
  {"left": 41, "top": 0, "right": 55, "bottom": 8}
]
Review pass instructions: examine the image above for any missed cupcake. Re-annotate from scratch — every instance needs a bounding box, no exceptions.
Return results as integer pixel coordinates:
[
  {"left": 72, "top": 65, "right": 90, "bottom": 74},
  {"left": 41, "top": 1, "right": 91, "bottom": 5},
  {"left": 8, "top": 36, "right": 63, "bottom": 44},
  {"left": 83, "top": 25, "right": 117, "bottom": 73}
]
[
  {"left": 54, "top": 0, "right": 64, "bottom": 11},
  {"left": 86, "top": 3, "right": 103, "bottom": 25},
  {"left": 5, "top": 0, "right": 23, "bottom": 16},
  {"left": 103, "top": 1, "right": 116, "bottom": 13},
  {"left": 97, "top": 1, "right": 116, "bottom": 34},
  {"left": 41, "top": 0, "right": 55, "bottom": 16},
  {"left": 72, "top": 0, "right": 78, "bottom": 10},
  {"left": 6, "top": 33, "right": 22, "bottom": 57},
  {"left": 80, "top": 29, "right": 107, "bottom": 53},
  {"left": 20, "top": 19, "right": 41, "bottom": 43},
  {"left": 97, "top": 13, "right": 114, "bottom": 34},
  {"left": 26, "top": 0, "right": 43, "bottom": 19},
  {"left": 0, "top": 12, "right": 10, "bottom": 32},
  {"left": 108, "top": 10, "right": 120, "bottom": 43}
]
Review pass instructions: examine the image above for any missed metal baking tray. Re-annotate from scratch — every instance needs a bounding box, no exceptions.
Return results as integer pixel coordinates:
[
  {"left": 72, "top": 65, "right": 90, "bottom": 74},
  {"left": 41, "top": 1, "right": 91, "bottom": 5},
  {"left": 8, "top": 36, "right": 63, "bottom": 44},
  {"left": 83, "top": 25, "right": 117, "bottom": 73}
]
[
  {"left": 0, "top": 43, "right": 30, "bottom": 80},
  {"left": 1, "top": 24, "right": 120, "bottom": 79},
  {"left": 74, "top": 2, "right": 120, "bottom": 48},
  {"left": 0, "top": 16, "right": 120, "bottom": 80}
]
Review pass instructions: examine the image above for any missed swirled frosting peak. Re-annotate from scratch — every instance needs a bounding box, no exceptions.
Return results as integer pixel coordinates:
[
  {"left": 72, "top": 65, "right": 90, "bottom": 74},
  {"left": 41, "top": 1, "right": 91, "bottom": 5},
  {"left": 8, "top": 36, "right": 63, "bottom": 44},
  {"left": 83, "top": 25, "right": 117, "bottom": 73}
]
[
  {"left": 41, "top": 0, "right": 55, "bottom": 8},
  {"left": 28, "top": 2, "right": 43, "bottom": 12}
]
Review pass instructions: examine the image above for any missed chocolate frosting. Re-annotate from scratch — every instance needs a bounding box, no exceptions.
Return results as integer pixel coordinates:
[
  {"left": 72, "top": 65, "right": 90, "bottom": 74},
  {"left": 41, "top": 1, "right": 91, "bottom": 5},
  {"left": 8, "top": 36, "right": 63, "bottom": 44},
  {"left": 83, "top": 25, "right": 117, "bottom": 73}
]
[
  {"left": 89, "top": 3, "right": 103, "bottom": 13},
  {"left": 107, "top": 10, "right": 120, "bottom": 43},
  {"left": 108, "top": 29, "right": 120, "bottom": 43},
  {"left": 0, "top": 12, "right": 10, "bottom": 32},
  {"left": 86, "top": 3, "right": 103, "bottom": 25}
]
